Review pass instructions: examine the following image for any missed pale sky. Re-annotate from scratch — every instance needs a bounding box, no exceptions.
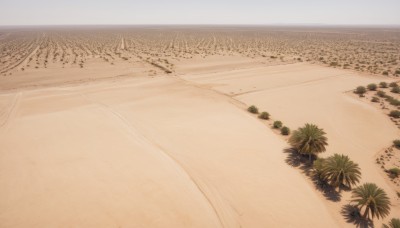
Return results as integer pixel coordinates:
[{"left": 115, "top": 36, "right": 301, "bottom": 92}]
[{"left": 0, "top": 0, "right": 399, "bottom": 26}]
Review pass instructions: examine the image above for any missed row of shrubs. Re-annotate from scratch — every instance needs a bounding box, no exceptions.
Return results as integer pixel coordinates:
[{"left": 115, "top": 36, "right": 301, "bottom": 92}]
[
  {"left": 355, "top": 81, "right": 399, "bottom": 97},
  {"left": 247, "top": 105, "right": 290, "bottom": 135}
]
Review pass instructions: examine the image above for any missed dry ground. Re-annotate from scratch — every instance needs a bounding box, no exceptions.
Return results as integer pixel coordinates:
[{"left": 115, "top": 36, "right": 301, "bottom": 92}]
[{"left": 1, "top": 26, "right": 400, "bottom": 228}]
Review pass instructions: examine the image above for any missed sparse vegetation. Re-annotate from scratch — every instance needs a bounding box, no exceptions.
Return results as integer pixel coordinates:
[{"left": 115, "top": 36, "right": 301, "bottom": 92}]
[
  {"left": 247, "top": 105, "right": 259, "bottom": 114},
  {"left": 393, "top": 139, "right": 400, "bottom": 149},
  {"left": 391, "top": 86, "right": 400, "bottom": 94},
  {"left": 389, "top": 82, "right": 398, "bottom": 88},
  {"left": 258, "top": 112, "right": 270, "bottom": 120},
  {"left": 388, "top": 168, "right": 400, "bottom": 178},
  {"left": 367, "top": 83, "right": 377, "bottom": 91},
  {"left": 355, "top": 86, "right": 367, "bottom": 96},
  {"left": 377, "top": 90, "right": 386, "bottom": 98},
  {"left": 273, "top": 121, "right": 282, "bottom": 129},
  {"left": 281, "top": 126, "right": 290, "bottom": 135},
  {"left": 389, "top": 110, "right": 400, "bottom": 118},
  {"left": 371, "top": 97, "right": 379, "bottom": 102},
  {"left": 380, "top": 82, "right": 388, "bottom": 88}
]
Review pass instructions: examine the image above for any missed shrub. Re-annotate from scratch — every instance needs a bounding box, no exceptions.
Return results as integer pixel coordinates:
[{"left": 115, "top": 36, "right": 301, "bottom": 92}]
[
  {"left": 247, "top": 105, "right": 259, "bottom": 114},
  {"left": 391, "top": 86, "right": 400, "bottom": 94},
  {"left": 371, "top": 97, "right": 379, "bottom": 102},
  {"left": 273, "top": 121, "right": 282, "bottom": 129},
  {"left": 388, "top": 168, "right": 400, "bottom": 178},
  {"left": 383, "top": 71, "right": 389, "bottom": 76},
  {"left": 367, "top": 83, "right": 377, "bottom": 91},
  {"left": 354, "top": 86, "right": 366, "bottom": 96},
  {"left": 389, "top": 82, "right": 398, "bottom": 88},
  {"left": 389, "top": 110, "right": 400, "bottom": 118},
  {"left": 393, "top": 139, "right": 400, "bottom": 148},
  {"left": 389, "top": 98, "right": 400, "bottom": 106},
  {"left": 258, "top": 112, "right": 270, "bottom": 120},
  {"left": 281, "top": 126, "right": 290, "bottom": 135},
  {"left": 380, "top": 82, "right": 388, "bottom": 88},
  {"left": 377, "top": 90, "right": 386, "bottom": 98}
]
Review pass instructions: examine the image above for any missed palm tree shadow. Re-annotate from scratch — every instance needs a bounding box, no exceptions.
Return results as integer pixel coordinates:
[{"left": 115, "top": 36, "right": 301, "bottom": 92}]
[
  {"left": 283, "top": 147, "right": 341, "bottom": 202},
  {"left": 341, "top": 204, "right": 373, "bottom": 228}
]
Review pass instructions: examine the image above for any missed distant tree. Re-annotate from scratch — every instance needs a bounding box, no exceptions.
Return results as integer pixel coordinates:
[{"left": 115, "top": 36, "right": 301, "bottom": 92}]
[
  {"left": 289, "top": 123, "right": 328, "bottom": 161},
  {"left": 273, "top": 121, "right": 283, "bottom": 129},
  {"left": 351, "top": 183, "right": 391, "bottom": 220}
]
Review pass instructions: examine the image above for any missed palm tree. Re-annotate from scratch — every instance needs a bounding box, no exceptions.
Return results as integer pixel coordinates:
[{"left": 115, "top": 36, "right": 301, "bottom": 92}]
[
  {"left": 320, "top": 154, "right": 361, "bottom": 191},
  {"left": 351, "top": 183, "right": 391, "bottom": 220},
  {"left": 289, "top": 123, "right": 328, "bottom": 161},
  {"left": 383, "top": 218, "right": 400, "bottom": 228}
]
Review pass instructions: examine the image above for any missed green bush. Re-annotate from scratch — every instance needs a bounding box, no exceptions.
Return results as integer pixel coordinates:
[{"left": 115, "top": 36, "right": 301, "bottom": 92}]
[
  {"left": 380, "top": 82, "right": 388, "bottom": 88},
  {"left": 389, "top": 82, "right": 398, "bottom": 88},
  {"left": 371, "top": 97, "right": 379, "bottom": 102},
  {"left": 354, "top": 86, "right": 367, "bottom": 96},
  {"left": 388, "top": 168, "right": 400, "bottom": 178},
  {"left": 258, "top": 112, "right": 270, "bottom": 120},
  {"left": 393, "top": 139, "right": 400, "bottom": 148},
  {"left": 391, "top": 86, "right": 400, "bottom": 94},
  {"left": 389, "top": 110, "right": 400, "bottom": 118},
  {"left": 247, "top": 105, "right": 259, "bottom": 114},
  {"left": 367, "top": 83, "right": 377, "bottom": 91},
  {"left": 377, "top": 90, "right": 386, "bottom": 98},
  {"left": 383, "top": 71, "right": 389, "bottom": 76},
  {"left": 281, "top": 126, "right": 290, "bottom": 135},
  {"left": 273, "top": 121, "right": 283, "bottom": 129}
]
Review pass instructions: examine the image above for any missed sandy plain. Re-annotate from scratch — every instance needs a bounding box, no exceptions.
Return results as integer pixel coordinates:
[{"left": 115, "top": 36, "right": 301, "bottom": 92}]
[{"left": 1, "top": 26, "right": 400, "bottom": 227}]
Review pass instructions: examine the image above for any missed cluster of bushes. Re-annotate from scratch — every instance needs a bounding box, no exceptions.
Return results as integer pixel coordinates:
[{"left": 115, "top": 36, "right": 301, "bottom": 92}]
[
  {"left": 247, "top": 105, "right": 290, "bottom": 135},
  {"left": 288, "top": 123, "right": 394, "bottom": 223}
]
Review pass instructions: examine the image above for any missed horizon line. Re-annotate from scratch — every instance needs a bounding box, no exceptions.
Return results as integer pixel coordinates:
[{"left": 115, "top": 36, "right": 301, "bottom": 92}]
[{"left": 1, "top": 23, "right": 400, "bottom": 28}]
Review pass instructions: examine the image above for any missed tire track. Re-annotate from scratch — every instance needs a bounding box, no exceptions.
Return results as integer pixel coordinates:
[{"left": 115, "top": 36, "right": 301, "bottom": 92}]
[
  {"left": 78, "top": 93, "right": 228, "bottom": 228},
  {"left": 0, "top": 92, "right": 22, "bottom": 131}
]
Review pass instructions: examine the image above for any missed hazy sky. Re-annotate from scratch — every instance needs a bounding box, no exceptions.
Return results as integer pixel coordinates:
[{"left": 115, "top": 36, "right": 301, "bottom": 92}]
[{"left": 1, "top": 0, "right": 399, "bottom": 26}]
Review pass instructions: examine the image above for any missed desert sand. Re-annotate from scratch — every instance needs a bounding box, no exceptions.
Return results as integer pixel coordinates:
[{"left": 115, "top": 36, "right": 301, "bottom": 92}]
[{"left": 1, "top": 26, "right": 400, "bottom": 227}]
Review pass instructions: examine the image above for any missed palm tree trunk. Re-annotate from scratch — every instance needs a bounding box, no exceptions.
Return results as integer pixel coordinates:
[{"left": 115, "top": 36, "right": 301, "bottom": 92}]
[{"left": 363, "top": 207, "right": 369, "bottom": 219}]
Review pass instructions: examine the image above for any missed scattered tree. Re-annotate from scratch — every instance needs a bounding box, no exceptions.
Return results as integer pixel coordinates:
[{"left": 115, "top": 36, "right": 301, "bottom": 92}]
[
  {"left": 289, "top": 123, "right": 328, "bottom": 161},
  {"left": 319, "top": 154, "right": 361, "bottom": 191},
  {"left": 351, "top": 183, "right": 391, "bottom": 220}
]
